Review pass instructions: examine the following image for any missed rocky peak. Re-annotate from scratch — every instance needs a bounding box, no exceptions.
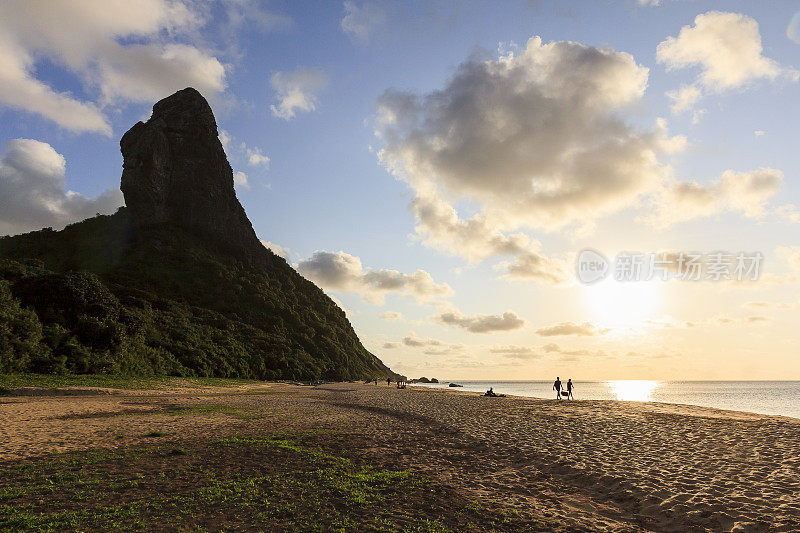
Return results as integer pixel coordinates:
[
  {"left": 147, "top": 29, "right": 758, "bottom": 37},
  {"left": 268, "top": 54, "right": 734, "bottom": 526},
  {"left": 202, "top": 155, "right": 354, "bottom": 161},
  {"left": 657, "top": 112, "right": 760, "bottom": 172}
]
[{"left": 120, "top": 88, "right": 261, "bottom": 252}]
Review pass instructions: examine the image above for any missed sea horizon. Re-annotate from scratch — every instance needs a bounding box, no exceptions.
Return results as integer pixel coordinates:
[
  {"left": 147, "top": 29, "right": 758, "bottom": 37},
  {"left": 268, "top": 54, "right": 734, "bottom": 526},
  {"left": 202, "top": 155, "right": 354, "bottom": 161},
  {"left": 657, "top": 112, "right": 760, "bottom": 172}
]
[{"left": 412, "top": 379, "right": 800, "bottom": 419}]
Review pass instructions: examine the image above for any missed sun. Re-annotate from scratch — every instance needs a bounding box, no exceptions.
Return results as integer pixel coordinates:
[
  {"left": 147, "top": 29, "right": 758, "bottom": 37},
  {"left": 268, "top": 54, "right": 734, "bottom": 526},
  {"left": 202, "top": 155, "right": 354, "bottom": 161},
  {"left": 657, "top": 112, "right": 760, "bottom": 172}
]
[{"left": 583, "top": 278, "right": 661, "bottom": 330}]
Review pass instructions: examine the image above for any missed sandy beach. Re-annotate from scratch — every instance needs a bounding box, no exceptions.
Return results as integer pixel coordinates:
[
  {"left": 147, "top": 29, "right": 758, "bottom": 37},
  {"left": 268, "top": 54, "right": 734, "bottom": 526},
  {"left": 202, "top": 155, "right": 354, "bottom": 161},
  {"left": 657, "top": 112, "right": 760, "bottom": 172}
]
[{"left": 1, "top": 381, "right": 798, "bottom": 532}]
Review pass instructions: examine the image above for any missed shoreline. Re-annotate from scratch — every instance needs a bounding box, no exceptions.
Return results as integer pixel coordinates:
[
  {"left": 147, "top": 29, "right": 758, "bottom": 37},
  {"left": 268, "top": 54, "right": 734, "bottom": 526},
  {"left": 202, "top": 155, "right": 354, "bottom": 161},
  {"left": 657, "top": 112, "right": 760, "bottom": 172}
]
[
  {"left": 408, "top": 383, "right": 800, "bottom": 422},
  {"left": 2, "top": 381, "right": 799, "bottom": 530},
  {"left": 410, "top": 380, "right": 800, "bottom": 421}
]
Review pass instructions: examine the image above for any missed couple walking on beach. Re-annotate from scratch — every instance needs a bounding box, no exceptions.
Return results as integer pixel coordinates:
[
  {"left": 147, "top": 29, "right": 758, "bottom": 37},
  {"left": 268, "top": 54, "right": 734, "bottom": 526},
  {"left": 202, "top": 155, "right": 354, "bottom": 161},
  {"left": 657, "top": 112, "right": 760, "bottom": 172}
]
[{"left": 553, "top": 377, "right": 574, "bottom": 400}]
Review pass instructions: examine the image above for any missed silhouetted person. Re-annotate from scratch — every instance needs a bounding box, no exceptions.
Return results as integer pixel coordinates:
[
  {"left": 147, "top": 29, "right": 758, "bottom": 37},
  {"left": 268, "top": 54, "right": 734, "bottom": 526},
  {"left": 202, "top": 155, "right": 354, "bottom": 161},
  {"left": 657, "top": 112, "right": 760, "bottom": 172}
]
[
  {"left": 553, "top": 377, "right": 562, "bottom": 400},
  {"left": 566, "top": 379, "right": 574, "bottom": 400},
  {"left": 387, "top": 377, "right": 391, "bottom": 386},
  {"left": 484, "top": 387, "right": 505, "bottom": 397}
]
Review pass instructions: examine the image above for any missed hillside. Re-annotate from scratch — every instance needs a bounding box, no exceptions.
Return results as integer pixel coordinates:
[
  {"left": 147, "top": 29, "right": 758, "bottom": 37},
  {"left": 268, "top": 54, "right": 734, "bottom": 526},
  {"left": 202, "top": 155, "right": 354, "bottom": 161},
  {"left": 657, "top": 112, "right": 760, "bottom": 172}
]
[{"left": 0, "top": 88, "right": 394, "bottom": 381}]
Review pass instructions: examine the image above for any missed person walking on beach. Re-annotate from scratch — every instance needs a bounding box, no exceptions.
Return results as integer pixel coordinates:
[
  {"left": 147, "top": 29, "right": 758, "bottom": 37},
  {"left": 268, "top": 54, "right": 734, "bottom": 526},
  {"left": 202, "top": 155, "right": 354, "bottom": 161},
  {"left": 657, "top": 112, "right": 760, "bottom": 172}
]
[
  {"left": 553, "top": 377, "right": 562, "bottom": 400},
  {"left": 387, "top": 377, "right": 391, "bottom": 386},
  {"left": 566, "top": 378, "right": 574, "bottom": 400}
]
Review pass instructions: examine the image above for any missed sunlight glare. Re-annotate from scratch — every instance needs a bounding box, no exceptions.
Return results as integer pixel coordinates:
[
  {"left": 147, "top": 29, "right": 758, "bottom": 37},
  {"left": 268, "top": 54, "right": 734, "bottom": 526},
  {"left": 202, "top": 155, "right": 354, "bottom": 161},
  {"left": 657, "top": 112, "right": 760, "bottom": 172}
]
[
  {"left": 606, "top": 380, "right": 659, "bottom": 402},
  {"left": 583, "top": 278, "right": 661, "bottom": 329}
]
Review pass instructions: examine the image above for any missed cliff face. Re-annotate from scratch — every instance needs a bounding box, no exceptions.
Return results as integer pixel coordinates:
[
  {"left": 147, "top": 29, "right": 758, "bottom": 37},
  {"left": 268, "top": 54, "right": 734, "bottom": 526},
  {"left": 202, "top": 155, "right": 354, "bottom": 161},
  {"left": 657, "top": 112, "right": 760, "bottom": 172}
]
[
  {"left": 120, "top": 88, "right": 260, "bottom": 252},
  {"left": 0, "top": 88, "right": 395, "bottom": 380}
]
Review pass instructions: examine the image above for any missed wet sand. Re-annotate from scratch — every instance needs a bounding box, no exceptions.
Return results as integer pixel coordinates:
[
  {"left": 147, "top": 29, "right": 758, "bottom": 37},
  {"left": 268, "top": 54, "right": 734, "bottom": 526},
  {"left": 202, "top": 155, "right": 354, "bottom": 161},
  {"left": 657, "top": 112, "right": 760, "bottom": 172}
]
[{"left": 1, "top": 381, "right": 798, "bottom": 532}]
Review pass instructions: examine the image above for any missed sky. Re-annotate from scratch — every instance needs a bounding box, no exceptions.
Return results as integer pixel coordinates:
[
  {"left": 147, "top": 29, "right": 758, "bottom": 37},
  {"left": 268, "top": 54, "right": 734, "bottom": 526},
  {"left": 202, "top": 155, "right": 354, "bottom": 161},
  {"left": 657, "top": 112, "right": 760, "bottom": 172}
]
[{"left": 1, "top": 0, "right": 799, "bottom": 380}]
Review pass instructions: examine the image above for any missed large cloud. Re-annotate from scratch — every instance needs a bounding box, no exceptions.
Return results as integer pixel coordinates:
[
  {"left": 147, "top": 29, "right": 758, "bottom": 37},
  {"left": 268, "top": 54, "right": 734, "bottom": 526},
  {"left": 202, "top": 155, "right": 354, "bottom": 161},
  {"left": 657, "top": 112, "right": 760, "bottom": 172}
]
[
  {"left": 644, "top": 168, "right": 783, "bottom": 228},
  {"left": 296, "top": 250, "right": 452, "bottom": 304},
  {"left": 375, "top": 36, "right": 682, "bottom": 282},
  {"left": 270, "top": 68, "right": 329, "bottom": 120},
  {"left": 0, "top": 0, "right": 233, "bottom": 134},
  {"left": 435, "top": 305, "right": 525, "bottom": 333},
  {"left": 0, "top": 139, "right": 123, "bottom": 235}
]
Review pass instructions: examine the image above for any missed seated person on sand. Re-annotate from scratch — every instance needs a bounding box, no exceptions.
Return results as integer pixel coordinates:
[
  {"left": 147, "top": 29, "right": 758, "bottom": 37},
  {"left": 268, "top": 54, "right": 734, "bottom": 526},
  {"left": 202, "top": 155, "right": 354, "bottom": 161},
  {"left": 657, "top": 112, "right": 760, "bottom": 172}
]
[{"left": 484, "top": 387, "right": 505, "bottom": 397}]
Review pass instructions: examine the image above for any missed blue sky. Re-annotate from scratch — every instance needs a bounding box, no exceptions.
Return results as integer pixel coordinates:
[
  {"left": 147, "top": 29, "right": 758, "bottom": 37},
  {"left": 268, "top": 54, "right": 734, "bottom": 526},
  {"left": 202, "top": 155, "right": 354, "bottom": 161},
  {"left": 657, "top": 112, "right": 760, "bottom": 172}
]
[{"left": 1, "top": 1, "right": 799, "bottom": 380}]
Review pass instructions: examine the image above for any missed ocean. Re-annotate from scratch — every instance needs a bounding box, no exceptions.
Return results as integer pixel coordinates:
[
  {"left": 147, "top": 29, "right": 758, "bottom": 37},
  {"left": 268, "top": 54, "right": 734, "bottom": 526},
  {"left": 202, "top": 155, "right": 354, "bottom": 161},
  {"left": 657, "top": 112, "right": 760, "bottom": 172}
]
[{"left": 412, "top": 380, "right": 800, "bottom": 419}]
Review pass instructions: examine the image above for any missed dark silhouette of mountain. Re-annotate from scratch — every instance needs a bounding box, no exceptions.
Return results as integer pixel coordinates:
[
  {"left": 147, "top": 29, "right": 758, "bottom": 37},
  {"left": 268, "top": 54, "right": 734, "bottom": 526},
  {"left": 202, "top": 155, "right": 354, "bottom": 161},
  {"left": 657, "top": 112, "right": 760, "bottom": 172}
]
[{"left": 0, "top": 88, "right": 395, "bottom": 381}]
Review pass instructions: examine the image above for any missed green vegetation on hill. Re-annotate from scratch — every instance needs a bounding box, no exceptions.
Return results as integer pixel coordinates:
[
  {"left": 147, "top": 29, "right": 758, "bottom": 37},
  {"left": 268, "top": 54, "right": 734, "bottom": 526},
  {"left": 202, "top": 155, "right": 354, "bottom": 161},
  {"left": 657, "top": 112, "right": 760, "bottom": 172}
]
[{"left": 0, "top": 208, "right": 393, "bottom": 380}]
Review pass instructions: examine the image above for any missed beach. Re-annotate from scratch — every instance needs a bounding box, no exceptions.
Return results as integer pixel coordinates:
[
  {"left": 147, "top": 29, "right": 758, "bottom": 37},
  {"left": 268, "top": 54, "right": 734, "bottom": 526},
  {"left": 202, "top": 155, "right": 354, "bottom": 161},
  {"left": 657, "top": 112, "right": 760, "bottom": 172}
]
[{"left": 1, "top": 381, "right": 798, "bottom": 532}]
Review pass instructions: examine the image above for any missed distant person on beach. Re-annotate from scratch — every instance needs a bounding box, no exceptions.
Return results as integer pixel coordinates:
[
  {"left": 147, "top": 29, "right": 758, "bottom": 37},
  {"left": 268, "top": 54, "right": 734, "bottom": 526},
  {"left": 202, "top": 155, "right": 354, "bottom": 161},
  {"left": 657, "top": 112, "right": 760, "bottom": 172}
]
[
  {"left": 484, "top": 387, "right": 505, "bottom": 397},
  {"left": 387, "top": 377, "right": 391, "bottom": 386},
  {"left": 553, "top": 377, "right": 562, "bottom": 400},
  {"left": 566, "top": 379, "right": 574, "bottom": 400}
]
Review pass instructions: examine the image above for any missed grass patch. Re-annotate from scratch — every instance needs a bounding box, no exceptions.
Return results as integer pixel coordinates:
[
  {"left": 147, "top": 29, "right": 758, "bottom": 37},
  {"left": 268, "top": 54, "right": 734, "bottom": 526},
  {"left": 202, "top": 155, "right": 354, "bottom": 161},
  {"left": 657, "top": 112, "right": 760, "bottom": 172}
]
[
  {"left": 0, "top": 374, "right": 259, "bottom": 392},
  {"left": 0, "top": 435, "right": 549, "bottom": 532}
]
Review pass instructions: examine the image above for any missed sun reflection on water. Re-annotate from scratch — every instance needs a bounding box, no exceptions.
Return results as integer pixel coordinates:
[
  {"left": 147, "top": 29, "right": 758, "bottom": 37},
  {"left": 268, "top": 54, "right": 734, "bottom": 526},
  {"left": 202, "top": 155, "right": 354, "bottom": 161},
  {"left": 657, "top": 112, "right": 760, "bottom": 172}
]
[{"left": 606, "top": 380, "right": 659, "bottom": 402}]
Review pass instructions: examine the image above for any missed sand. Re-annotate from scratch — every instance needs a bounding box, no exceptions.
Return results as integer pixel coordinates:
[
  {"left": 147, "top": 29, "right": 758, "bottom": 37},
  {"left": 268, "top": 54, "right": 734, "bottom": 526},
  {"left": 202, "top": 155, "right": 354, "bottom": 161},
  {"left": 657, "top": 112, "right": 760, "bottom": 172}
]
[{"left": 1, "top": 381, "right": 798, "bottom": 532}]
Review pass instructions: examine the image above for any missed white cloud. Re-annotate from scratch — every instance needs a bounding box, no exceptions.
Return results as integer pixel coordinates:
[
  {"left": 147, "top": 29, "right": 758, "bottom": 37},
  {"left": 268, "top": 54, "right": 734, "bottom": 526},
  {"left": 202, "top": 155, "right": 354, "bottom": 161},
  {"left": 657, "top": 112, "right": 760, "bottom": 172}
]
[
  {"left": 644, "top": 168, "right": 783, "bottom": 228},
  {"left": 666, "top": 84, "right": 702, "bottom": 114},
  {"left": 379, "top": 311, "right": 403, "bottom": 321},
  {"left": 0, "top": 139, "right": 123, "bottom": 236},
  {"left": 754, "top": 130, "right": 765, "bottom": 137},
  {"left": 220, "top": 129, "right": 270, "bottom": 171},
  {"left": 375, "top": 36, "right": 682, "bottom": 282},
  {"left": 0, "top": 0, "right": 228, "bottom": 133},
  {"left": 341, "top": 1, "right": 388, "bottom": 42},
  {"left": 260, "top": 240, "right": 290, "bottom": 259},
  {"left": 270, "top": 68, "right": 329, "bottom": 120},
  {"left": 536, "top": 321, "right": 609, "bottom": 337},
  {"left": 246, "top": 147, "right": 270, "bottom": 168},
  {"left": 691, "top": 109, "right": 707, "bottom": 125},
  {"left": 435, "top": 305, "right": 525, "bottom": 334},
  {"left": 657, "top": 12, "right": 796, "bottom": 113},
  {"left": 657, "top": 12, "right": 785, "bottom": 91},
  {"left": 233, "top": 170, "right": 249, "bottom": 189},
  {"left": 296, "top": 250, "right": 453, "bottom": 304},
  {"left": 0, "top": 38, "right": 111, "bottom": 135},
  {"left": 219, "top": 129, "right": 233, "bottom": 152}
]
